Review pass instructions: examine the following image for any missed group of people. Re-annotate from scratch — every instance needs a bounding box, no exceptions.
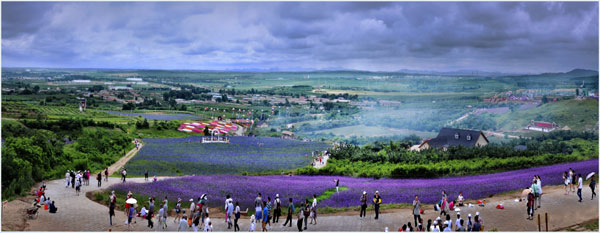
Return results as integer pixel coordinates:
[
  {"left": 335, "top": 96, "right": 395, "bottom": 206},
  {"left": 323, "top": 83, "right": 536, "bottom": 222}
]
[
  {"left": 250, "top": 193, "right": 318, "bottom": 232},
  {"left": 33, "top": 182, "right": 58, "bottom": 214},
  {"left": 563, "top": 168, "right": 597, "bottom": 202},
  {"left": 65, "top": 170, "right": 87, "bottom": 195},
  {"left": 359, "top": 190, "right": 382, "bottom": 219}
]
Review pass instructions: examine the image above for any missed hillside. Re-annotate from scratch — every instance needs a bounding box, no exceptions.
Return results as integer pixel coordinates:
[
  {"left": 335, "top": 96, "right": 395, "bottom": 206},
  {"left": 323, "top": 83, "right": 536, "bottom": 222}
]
[{"left": 494, "top": 99, "right": 598, "bottom": 132}]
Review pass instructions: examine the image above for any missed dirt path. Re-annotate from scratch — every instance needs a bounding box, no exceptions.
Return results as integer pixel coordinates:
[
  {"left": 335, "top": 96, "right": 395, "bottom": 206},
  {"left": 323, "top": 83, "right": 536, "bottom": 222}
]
[
  {"left": 313, "top": 155, "right": 329, "bottom": 169},
  {"left": 107, "top": 143, "right": 143, "bottom": 175}
]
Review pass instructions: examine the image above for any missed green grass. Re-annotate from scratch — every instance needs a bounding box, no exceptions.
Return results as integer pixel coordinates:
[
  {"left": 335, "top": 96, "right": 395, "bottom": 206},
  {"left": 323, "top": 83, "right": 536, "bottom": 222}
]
[
  {"left": 315, "top": 187, "right": 348, "bottom": 203},
  {"left": 583, "top": 220, "right": 599, "bottom": 231}
]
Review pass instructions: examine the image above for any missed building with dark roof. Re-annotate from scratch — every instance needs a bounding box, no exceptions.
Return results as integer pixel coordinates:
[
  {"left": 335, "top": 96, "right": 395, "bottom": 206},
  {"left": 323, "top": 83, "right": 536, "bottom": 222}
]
[{"left": 416, "top": 128, "right": 489, "bottom": 150}]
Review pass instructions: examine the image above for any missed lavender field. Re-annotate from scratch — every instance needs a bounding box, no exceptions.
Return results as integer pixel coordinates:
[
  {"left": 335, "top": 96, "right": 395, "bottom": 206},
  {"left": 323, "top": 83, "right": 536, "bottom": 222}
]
[
  {"left": 112, "top": 159, "right": 598, "bottom": 209},
  {"left": 124, "top": 136, "right": 330, "bottom": 176}
]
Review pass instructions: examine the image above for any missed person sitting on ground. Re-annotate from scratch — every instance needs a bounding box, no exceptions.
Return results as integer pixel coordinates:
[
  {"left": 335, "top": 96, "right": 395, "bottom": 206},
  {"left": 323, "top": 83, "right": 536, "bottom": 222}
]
[
  {"left": 407, "top": 222, "right": 413, "bottom": 232},
  {"left": 456, "top": 192, "right": 464, "bottom": 206},
  {"left": 49, "top": 201, "right": 57, "bottom": 213}
]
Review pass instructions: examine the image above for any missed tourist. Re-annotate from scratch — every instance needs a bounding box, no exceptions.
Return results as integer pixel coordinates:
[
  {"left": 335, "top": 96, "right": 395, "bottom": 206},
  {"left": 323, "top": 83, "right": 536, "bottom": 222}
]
[
  {"left": 426, "top": 219, "right": 432, "bottom": 232},
  {"left": 255, "top": 193, "right": 263, "bottom": 223},
  {"left": 360, "top": 191, "right": 367, "bottom": 218},
  {"left": 418, "top": 218, "right": 424, "bottom": 232},
  {"left": 440, "top": 191, "right": 448, "bottom": 216},
  {"left": 465, "top": 214, "right": 472, "bottom": 232},
  {"left": 527, "top": 188, "right": 535, "bottom": 220},
  {"left": 334, "top": 178, "right": 340, "bottom": 193},
  {"left": 413, "top": 195, "right": 421, "bottom": 227},
  {"left": 373, "top": 191, "right": 381, "bottom": 220},
  {"left": 283, "top": 198, "right": 294, "bottom": 227},
  {"left": 234, "top": 202, "right": 241, "bottom": 232},
  {"left": 158, "top": 205, "right": 166, "bottom": 230},
  {"left": 400, "top": 224, "right": 407, "bottom": 232},
  {"left": 454, "top": 213, "right": 461, "bottom": 231},
  {"left": 109, "top": 191, "right": 116, "bottom": 226},
  {"left": 70, "top": 170, "right": 75, "bottom": 188},
  {"left": 203, "top": 213, "right": 212, "bottom": 232},
  {"left": 49, "top": 201, "right": 57, "bottom": 214},
  {"left": 471, "top": 216, "right": 481, "bottom": 232},
  {"left": 227, "top": 200, "right": 234, "bottom": 229},
  {"left": 122, "top": 169, "right": 127, "bottom": 183},
  {"left": 154, "top": 176, "right": 158, "bottom": 182},
  {"left": 443, "top": 221, "right": 451, "bottom": 232},
  {"left": 408, "top": 222, "right": 414, "bottom": 231},
  {"left": 265, "top": 197, "right": 272, "bottom": 228},
  {"left": 104, "top": 168, "right": 109, "bottom": 182},
  {"left": 225, "top": 195, "right": 233, "bottom": 226},
  {"left": 65, "top": 170, "right": 71, "bottom": 188},
  {"left": 456, "top": 219, "right": 465, "bottom": 232},
  {"left": 178, "top": 215, "right": 188, "bottom": 232},
  {"left": 303, "top": 201, "right": 310, "bottom": 230},
  {"left": 174, "top": 198, "right": 182, "bottom": 223},
  {"left": 145, "top": 169, "right": 149, "bottom": 181},
  {"left": 475, "top": 212, "right": 483, "bottom": 230},
  {"left": 141, "top": 205, "right": 148, "bottom": 219},
  {"left": 163, "top": 196, "right": 169, "bottom": 212},
  {"left": 273, "top": 194, "right": 281, "bottom": 223},
  {"left": 456, "top": 192, "right": 464, "bottom": 206},
  {"left": 262, "top": 201, "right": 269, "bottom": 232},
  {"left": 162, "top": 199, "right": 169, "bottom": 228},
  {"left": 310, "top": 194, "right": 318, "bottom": 225},
  {"left": 563, "top": 171, "right": 570, "bottom": 195},
  {"left": 97, "top": 172, "right": 102, "bottom": 187},
  {"left": 127, "top": 204, "right": 135, "bottom": 230},
  {"left": 570, "top": 169, "right": 576, "bottom": 194},
  {"left": 201, "top": 194, "right": 209, "bottom": 224},
  {"left": 193, "top": 208, "right": 201, "bottom": 232},
  {"left": 530, "top": 178, "right": 539, "bottom": 210},
  {"left": 536, "top": 175, "right": 542, "bottom": 208},
  {"left": 432, "top": 221, "right": 439, "bottom": 232},
  {"left": 297, "top": 207, "right": 304, "bottom": 232},
  {"left": 189, "top": 199, "right": 196, "bottom": 214},
  {"left": 577, "top": 174, "right": 583, "bottom": 202},
  {"left": 445, "top": 214, "right": 452, "bottom": 230},
  {"left": 590, "top": 174, "right": 597, "bottom": 200},
  {"left": 250, "top": 215, "right": 256, "bottom": 232},
  {"left": 148, "top": 197, "right": 155, "bottom": 229},
  {"left": 75, "top": 177, "right": 81, "bottom": 196}
]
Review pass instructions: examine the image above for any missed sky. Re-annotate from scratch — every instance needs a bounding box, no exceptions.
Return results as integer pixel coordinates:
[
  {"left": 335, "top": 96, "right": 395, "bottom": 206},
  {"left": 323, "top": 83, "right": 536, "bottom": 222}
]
[{"left": 1, "top": 1, "right": 598, "bottom": 73}]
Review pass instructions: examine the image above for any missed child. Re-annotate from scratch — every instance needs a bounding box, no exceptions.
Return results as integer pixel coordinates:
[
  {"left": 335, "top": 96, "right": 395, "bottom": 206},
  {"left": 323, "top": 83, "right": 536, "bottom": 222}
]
[{"left": 249, "top": 215, "right": 256, "bottom": 232}]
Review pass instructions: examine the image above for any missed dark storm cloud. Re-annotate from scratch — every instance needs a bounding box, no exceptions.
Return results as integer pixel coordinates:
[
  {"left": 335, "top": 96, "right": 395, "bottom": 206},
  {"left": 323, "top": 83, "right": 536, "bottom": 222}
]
[{"left": 1, "top": 2, "right": 597, "bottom": 73}]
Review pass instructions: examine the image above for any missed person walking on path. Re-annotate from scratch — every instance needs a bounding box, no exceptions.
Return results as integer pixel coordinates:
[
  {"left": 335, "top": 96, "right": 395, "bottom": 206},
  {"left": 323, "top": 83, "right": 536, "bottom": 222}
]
[
  {"left": 590, "top": 174, "right": 597, "bottom": 200},
  {"left": 373, "top": 191, "right": 381, "bottom": 220},
  {"left": 200, "top": 195, "right": 209, "bottom": 224},
  {"left": 283, "top": 198, "right": 294, "bottom": 227},
  {"left": 527, "top": 188, "right": 535, "bottom": 220},
  {"left": 535, "top": 175, "right": 542, "bottom": 208},
  {"left": 109, "top": 191, "right": 116, "bottom": 226},
  {"left": 273, "top": 194, "right": 281, "bottom": 223},
  {"left": 178, "top": 215, "right": 188, "bottom": 232},
  {"left": 122, "top": 169, "right": 127, "bottom": 183},
  {"left": 65, "top": 170, "right": 70, "bottom": 188},
  {"left": 302, "top": 201, "right": 310, "bottom": 230},
  {"left": 70, "top": 170, "right": 76, "bottom": 188},
  {"left": 296, "top": 206, "right": 304, "bottom": 232},
  {"left": 104, "top": 168, "right": 109, "bottom": 182},
  {"left": 563, "top": 172, "right": 570, "bottom": 195},
  {"left": 255, "top": 193, "right": 263, "bottom": 224},
  {"left": 158, "top": 205, "right": 166, "bottom": 230},
  {"left": 262, "top": 201, "right": 269, "bottom": 232},
  {"left": 174, "top": 198, "right": 182, "bottom": 224},
  {"left": 145, "top": 170, "right": 149, "bottom": 181},
  {"left": 148, "top": 197, "right": 155, "bottom": 229},
  {"left": 413, "top": 195, "right": 422, "bottom": 227},
  {"left": 227, "top": 200, "right": 234, "bottom": 229},
  {"left": 310, "top": 194, "right": 317, "bottom": 225},
  {"left": 234, "top": 202, "right": 241, "bottom": 232},
  {"left": 97, "top": 172, "right": 102, "bottom": 187},
  {"left": 334, "top": 179, "right": 340, "bottom": 193},
  {"left": 193, "top": 208, "right": 202, "bottom": 232},
  {"left": 530, "top": 179, "right": 539, "bottom": 210},
  {"left": 577, "top": 174, "right": 583, "bottom": 202},
  {"left": 359, "top": 191, "right": 367, "bottom": 218},
  {"left": 127, "top": 205, "right": 135, "bottom": 230},
  {"left": 440, "top": 191, "right": 449, "bottom": 216}
]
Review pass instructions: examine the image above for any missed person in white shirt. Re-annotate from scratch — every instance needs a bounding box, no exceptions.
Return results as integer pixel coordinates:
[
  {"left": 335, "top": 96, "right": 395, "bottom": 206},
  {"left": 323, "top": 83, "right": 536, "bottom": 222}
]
[
  {"left": 454, "top": 212, "right": 462, "bottom": 231},
  {"left": 158, "top": 206, "right": 165, "bottom": 230},
  {"left": 577, "top": 174, "right": 584, "bottom": 202},
  {"left": 178, "top": 215, "right": 188, "bottom": 232},
  {"left": 249, "top": 215, "right": 256, "bottom": 232},
  {"left": 536, "top": 175, "right": 542, "bottom": 208},
  {"left": 443, "top": 221, "right": 452, "bottom": 232},
  {"left": 190, "top": 199, "right": 196, "bottom": 213},
  {"left": 141, "top": 206, "right": 148, "bottom": 219},
  {"left": 203, "top": 214, "right": 212, "bottom": 232},
  {"left": 65, "top": 171, "right": 71, "bottom": 188},
  {"left": 310, "top": 194, "right": 318, "bottom": 225},
  {"left": 457, "top": 192, "right": 464, "bottom": 206},
  {"left": 432, "top": 221, "right": 440, "bottom": 232}
]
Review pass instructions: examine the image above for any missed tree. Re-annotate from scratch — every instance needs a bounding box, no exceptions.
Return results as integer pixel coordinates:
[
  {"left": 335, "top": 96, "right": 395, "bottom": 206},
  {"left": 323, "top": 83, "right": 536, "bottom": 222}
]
[
  {"left": 33, "top": 85, "right": 40, "bottom": 93},
  {"left": 203, "top": 126, "right": 210, "bottom": 136}
]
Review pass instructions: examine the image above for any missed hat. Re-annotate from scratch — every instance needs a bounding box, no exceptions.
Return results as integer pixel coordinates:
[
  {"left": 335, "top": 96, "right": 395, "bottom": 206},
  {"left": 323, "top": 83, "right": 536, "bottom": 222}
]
[
  {"left": 457, "top": 212, "right": 461, "bottom": 216},
  {"left": 375, "top": 190, "right": 379, "bottom": 194},
  {"left": 363, "top": 191, "right": 367, "bottom": 195},
  {"left": 276, "top": 194, "right": 279, "bottom": 198},
  {"left": 468, "top": 214, "right": 472, "bottom": 217},
  {"left": 455, "top": 208, "right": 461, "bottom": 212},
  {"left": 436, "top": 217, "right": 441, "bottom": 221},
  {"left": 444, "top": 221, "right": 449, "bottom": 225},
  {"left": 476, "top": 212, "right": 480, "bottom": 216},
  {"left": 433, "top": 221, "right": 438, "bottom": 225},
  {"left": 190, "top": 198, "right": 194, "bottom": 202}
]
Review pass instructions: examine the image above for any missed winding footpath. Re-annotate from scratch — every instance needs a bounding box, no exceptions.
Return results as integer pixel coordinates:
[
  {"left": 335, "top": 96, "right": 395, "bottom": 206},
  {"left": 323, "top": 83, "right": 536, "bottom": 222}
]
[{"left": 2, "top": 144, "right": 598, "bottom": 231}]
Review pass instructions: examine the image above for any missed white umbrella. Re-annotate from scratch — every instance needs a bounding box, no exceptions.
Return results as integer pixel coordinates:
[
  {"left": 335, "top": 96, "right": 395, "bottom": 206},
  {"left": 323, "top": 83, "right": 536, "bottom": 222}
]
[
  {"left": 126, "top": 198, "right": 137, "bottom": 205},
  {"left": 521, "top": 188, "right": 532, "bottom": 197},
  {"left": 586, "top": 172, "right": 595, "bottom": 180}
]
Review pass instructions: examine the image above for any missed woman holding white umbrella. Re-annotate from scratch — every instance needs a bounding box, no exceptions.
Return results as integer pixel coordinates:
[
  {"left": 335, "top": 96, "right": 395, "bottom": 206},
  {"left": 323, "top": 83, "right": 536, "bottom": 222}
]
[
  {"left": 126, "top": 198, "right": 137, "bottom": 230},
  {"left": 587, "top": 173, "right": 597, "bottom": 200}
]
